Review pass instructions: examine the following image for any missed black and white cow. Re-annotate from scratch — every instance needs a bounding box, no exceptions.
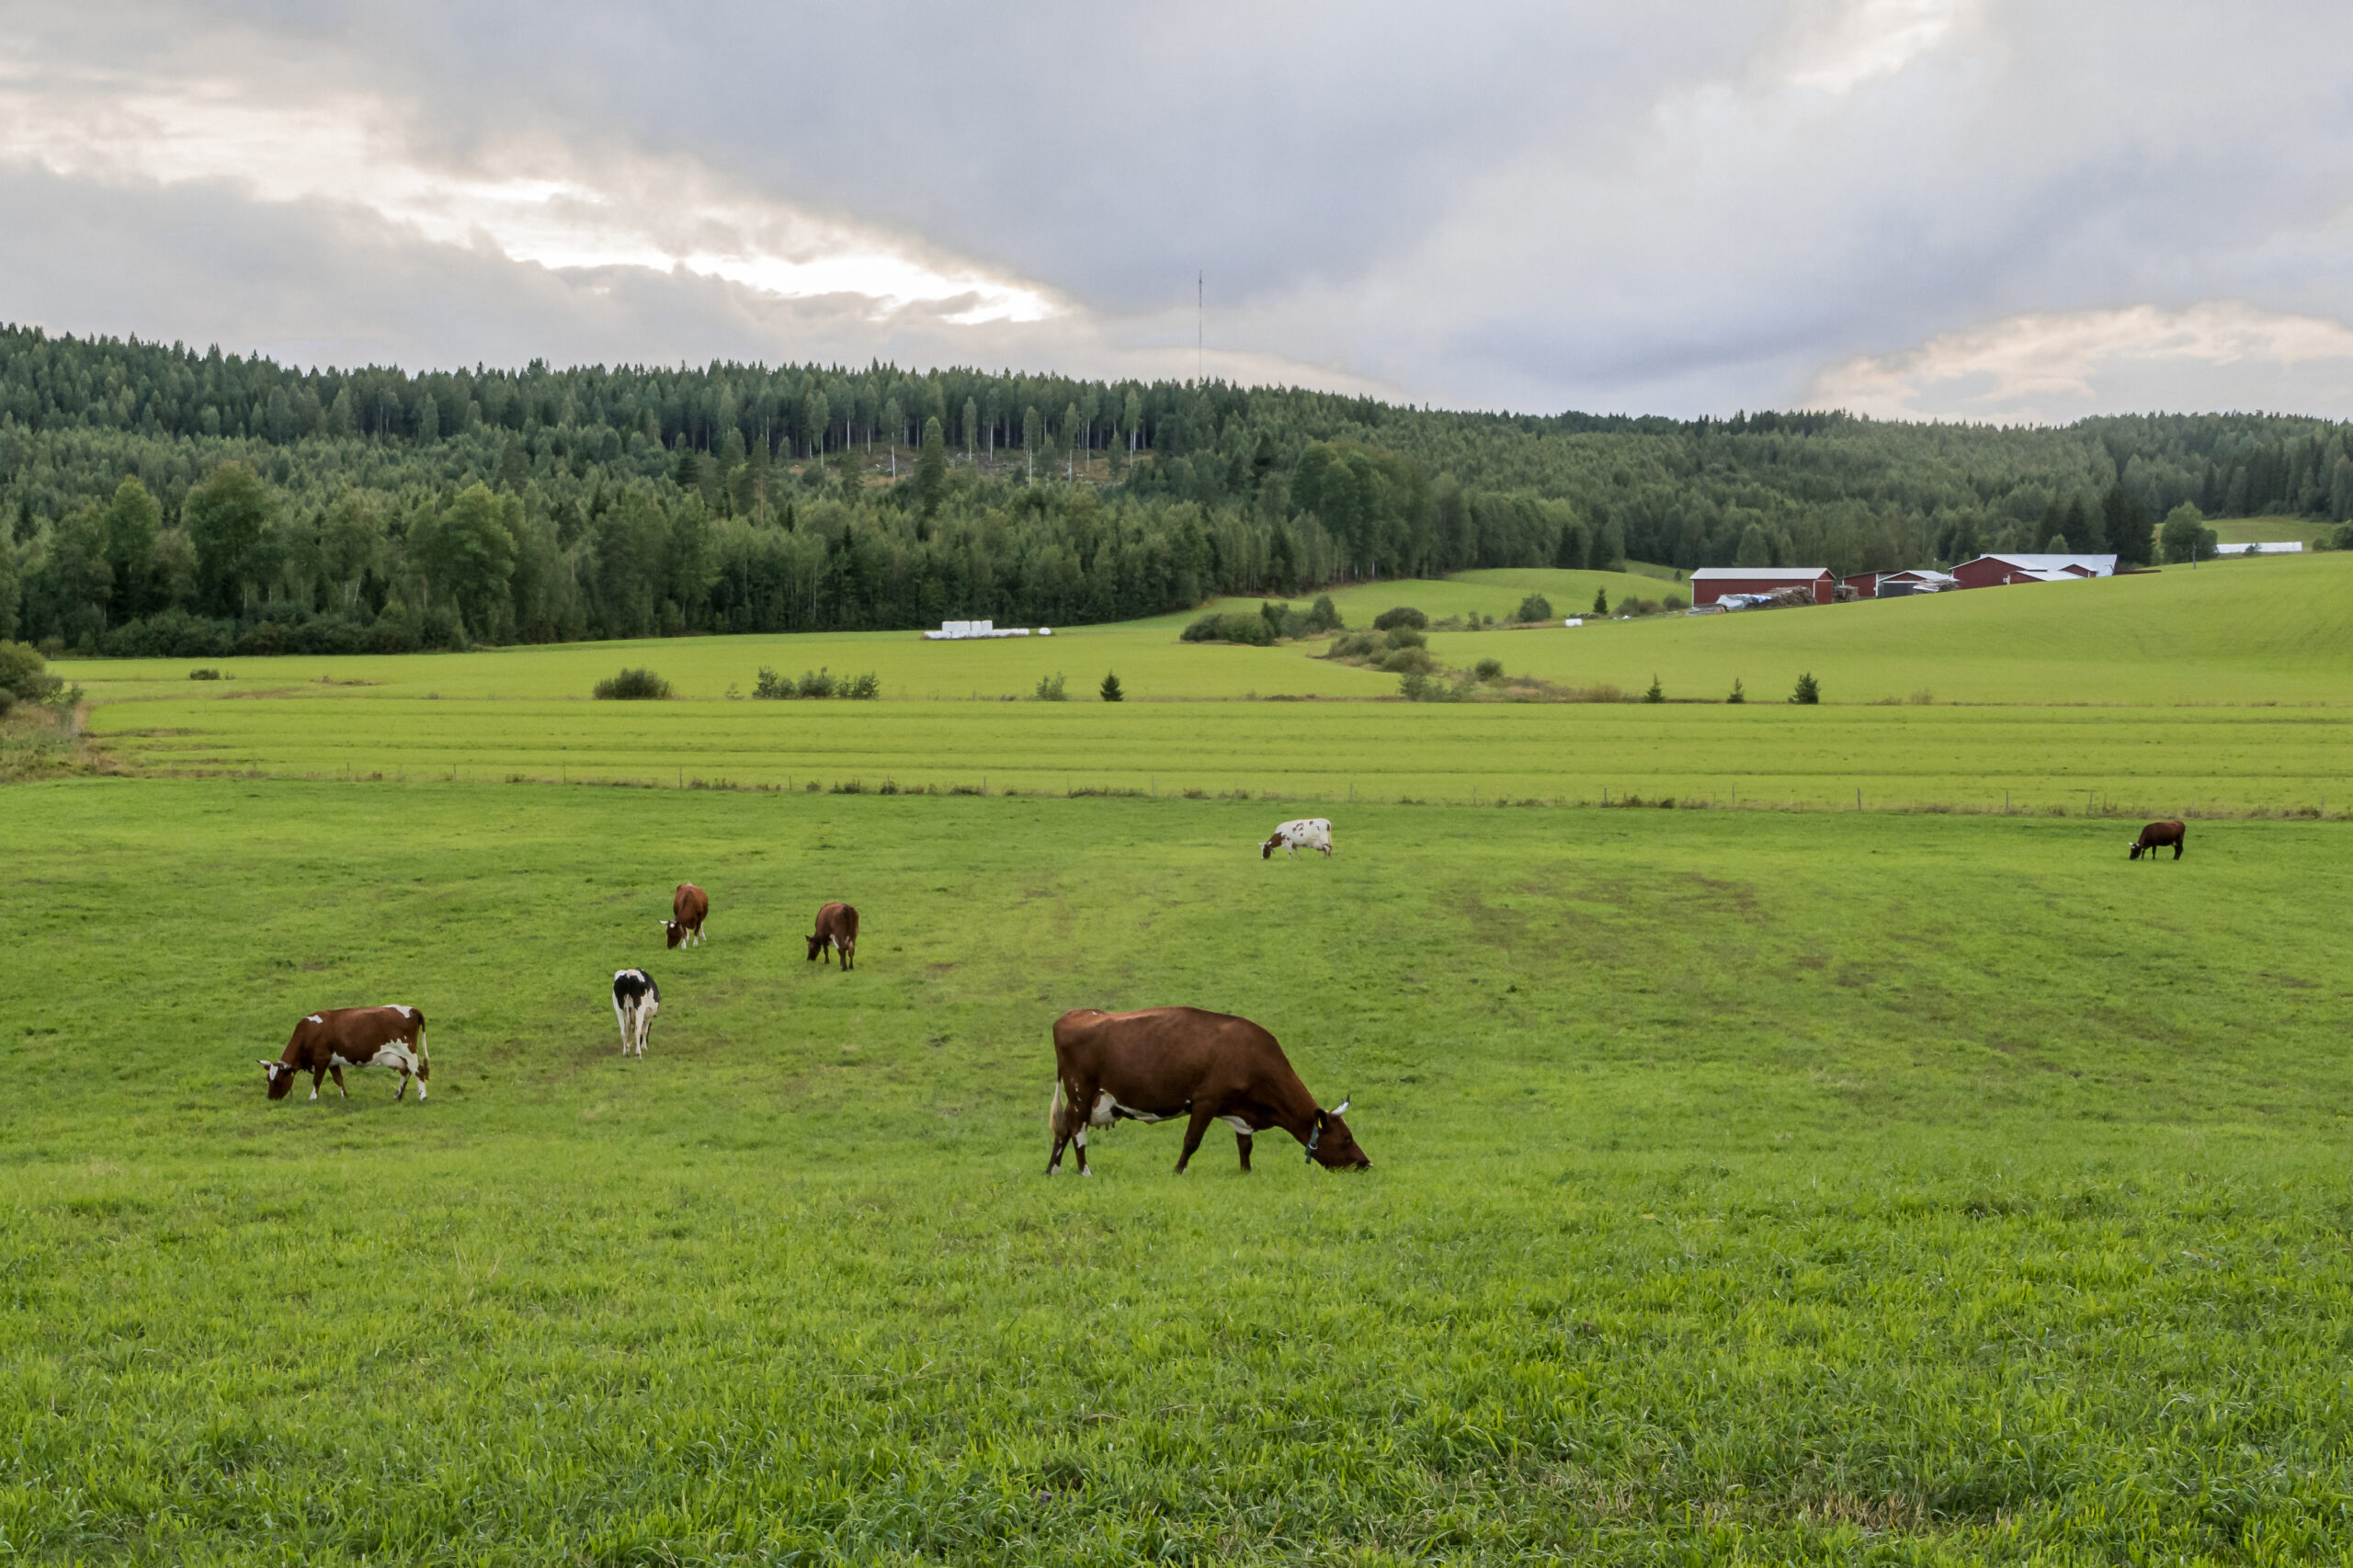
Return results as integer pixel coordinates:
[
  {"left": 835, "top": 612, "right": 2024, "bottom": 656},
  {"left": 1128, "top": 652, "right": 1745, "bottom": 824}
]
[{"left": 612, "top": 969, "right": 659, "bottom": 1056}]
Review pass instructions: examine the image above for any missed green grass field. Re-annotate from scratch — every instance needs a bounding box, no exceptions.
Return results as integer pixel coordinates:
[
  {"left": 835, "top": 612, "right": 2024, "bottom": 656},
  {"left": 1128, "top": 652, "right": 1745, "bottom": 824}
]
[
  {"left": 51, "top": 553, "right": 2353, "bottom": 814},
  {"left": 7, "top": 779, "right": 2353, "bottom": 1564}
]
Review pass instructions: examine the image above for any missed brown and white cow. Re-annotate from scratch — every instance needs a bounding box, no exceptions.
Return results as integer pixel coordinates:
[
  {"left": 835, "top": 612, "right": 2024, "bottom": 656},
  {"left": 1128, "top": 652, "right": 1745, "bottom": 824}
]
[
  {"left": 806, "top": 902, "right": 858, "bottom": 971},
  {"left": 2130, "top": 821, "right": 2188, "bottom": 861},
  {"left": 664, "top": 883, "right": 709, "bottom": 948},
  {"left": 1047, "top": 1006, "right": 1367, "bottom": 1176},
  {"left": 1261, "top": 818, "right": 1335, "bottom": 859},
  {"left": 259, "top": 1006, "right": 430, "bottom": 1102}
]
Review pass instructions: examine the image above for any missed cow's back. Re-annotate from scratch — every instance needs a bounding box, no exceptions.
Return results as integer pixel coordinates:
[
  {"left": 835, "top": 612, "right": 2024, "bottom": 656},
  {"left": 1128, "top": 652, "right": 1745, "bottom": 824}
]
[{"left": 1053, "top": 1006, "right": 1292, "bottom": 1101}]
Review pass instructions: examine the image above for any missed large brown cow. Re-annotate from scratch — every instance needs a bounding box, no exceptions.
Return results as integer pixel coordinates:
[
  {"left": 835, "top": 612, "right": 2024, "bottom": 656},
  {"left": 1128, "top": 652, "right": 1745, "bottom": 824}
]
[
  {"left": 259, "top": 1006, "right": 430, "bottom": 1102},
  {"left": 2130, "top": 820, "right": 2188, "bottom": 861},
  {"left": 806, "top": 902, "right": 858, "bottom": 970},
  {"left": 1047, "top": 1006, "right": 1367, "bottom": 1176},
  {"left": 664, "top": 883, "right": 709, "bottom": 948}
]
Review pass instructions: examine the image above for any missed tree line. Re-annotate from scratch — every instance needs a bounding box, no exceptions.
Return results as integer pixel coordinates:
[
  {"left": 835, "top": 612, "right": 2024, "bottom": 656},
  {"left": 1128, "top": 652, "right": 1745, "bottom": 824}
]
[{"left": 2, "top": 322, "right": 2345, "bottom": 653}]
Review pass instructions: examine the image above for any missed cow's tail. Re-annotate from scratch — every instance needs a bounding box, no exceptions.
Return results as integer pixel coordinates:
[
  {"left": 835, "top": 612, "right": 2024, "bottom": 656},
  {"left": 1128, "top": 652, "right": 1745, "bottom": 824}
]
[
  {"left": 415, "top": 1018, "right": 431, "bottom": 1079},
  {"left": 1048, "top": 1079, "right": 1070, "bottom": 1132}
]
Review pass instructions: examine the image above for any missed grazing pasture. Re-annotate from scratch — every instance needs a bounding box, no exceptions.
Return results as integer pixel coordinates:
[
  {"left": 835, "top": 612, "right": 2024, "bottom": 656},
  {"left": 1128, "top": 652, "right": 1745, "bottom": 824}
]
[
  {"left": 53, "top": 551, "right": 2353, "bottom": 814},
  {"left": 4, "top": 778, "right": 2351, "bottom": 1562}
]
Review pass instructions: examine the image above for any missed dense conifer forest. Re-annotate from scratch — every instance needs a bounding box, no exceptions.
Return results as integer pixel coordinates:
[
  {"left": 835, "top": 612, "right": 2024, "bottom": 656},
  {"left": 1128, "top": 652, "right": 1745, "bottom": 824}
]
[{"left": 2, "top": 322, "right": 2347, "bottom": 653}]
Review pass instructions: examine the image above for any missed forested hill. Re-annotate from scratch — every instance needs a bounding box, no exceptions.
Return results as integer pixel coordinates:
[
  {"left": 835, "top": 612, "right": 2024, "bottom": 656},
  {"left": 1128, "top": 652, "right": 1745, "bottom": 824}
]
[{"left": 3, "top": 322, "right": 2348, "bottom": 655}]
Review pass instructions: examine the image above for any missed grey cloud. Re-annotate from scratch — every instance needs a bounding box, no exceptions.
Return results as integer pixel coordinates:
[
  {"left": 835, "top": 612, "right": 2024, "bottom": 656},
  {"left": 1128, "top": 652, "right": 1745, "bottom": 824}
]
[{"left": 8, "top": 1, "right": 2353, "bottom": 416}]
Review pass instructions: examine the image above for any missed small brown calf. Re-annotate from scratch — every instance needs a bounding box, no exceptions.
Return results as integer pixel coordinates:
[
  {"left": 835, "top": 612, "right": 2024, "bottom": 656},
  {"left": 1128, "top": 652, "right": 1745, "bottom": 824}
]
[
  {"left": 664, "top": 883, "right": 709, "bottom": 948},
  {"left": 807, "top": 902, "right": 858, "bottom": 971},
  {"left": 2129, "top": 821, "right": 2187, "bottom": 861}
]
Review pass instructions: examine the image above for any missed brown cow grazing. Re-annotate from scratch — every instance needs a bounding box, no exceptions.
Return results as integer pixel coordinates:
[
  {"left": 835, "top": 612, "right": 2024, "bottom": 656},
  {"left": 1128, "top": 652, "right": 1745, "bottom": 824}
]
[
  {"left": 2130, "top": 820, "right": 2188, "bottom": 861},
  {"left": 258, "top": 1006, "right": 430, "bottom": 1103},
  {"left": 664, "top": 883, "right": 709, "bottom": 948},
  {"left": 1046, "top": 1006, "right": 1368, "bottom": 1176},
  {"left": 806, "top": 902, "right": 858, "bottom": 971}
]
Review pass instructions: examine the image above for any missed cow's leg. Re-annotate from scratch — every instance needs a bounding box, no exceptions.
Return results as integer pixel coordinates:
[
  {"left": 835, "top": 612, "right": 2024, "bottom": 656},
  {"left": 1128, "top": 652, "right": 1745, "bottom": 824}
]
[
  {"left": 1175, "top": 1106, "right": 1218, "bottom": 1174},
  {"left": 329, "top": 1064, "right": 348, "bottom": 1098},
  {"left": 1236, "top": 1131, "right": 1254, "bottom": 1172},
  {"left": 841, "top": 941, "right": 854, "bottom": 972},
  {"left": 615, "top": 999, "right": 631, "bottom": 1053},
  {"left": 393, "top": 1064, "right": 409, "bottom": 1101},
  {"left": 2174, "top": 840, "right": 2183, "bottom": 859},
  {"left": 309, "top": 1064, "right": 326, "bottom": 1101}
]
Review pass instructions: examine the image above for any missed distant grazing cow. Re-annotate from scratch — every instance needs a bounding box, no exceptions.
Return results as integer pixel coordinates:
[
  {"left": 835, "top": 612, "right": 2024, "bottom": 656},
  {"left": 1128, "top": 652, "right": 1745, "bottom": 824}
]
[
  {"left": 259, "top": 1006, "right": 429, "bottom": 1103},
  {"left": 1046, "top": 1005, "right": 1368, "bottom": 1176},
  {"left": 612, "top": 969, "right": 659, "bottom": 1055},
  {"left": 2130, "top": 820, "right": 2188, "bottom": 861},
  {"left": 806, "top": 903, "right": 858, "bottom": 971},
  {"left": 1261, "top": 818, "right": 1335, "bottom": 859},
  {"left": 664, "top": 883, "right": 709, "bottom": 949}
]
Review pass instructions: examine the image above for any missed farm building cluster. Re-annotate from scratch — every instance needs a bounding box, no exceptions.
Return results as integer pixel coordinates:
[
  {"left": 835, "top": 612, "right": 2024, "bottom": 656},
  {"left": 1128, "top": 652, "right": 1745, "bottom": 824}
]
[{"left": 1687, "top": 553, "right": 2123, "bottom": 611}]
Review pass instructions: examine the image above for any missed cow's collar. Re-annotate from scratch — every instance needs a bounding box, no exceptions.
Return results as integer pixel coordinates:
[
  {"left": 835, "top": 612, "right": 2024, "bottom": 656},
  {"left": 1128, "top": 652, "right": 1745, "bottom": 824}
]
[{"left": 1304, "top": 1117, "right": 1323, "bottom": 1163}]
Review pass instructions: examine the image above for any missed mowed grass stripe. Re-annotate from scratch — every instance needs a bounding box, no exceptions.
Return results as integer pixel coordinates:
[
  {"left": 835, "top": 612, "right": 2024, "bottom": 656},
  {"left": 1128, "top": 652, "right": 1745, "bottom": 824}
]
[{"left": 90, "top": 698, "right": 2353, "bottom": 812}]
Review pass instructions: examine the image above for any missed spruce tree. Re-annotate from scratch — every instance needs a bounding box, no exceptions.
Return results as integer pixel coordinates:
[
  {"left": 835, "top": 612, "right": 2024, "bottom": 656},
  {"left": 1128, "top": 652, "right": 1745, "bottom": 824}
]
[{"left": 1098, "top": 671, "right": 1123, "bottom": 702}]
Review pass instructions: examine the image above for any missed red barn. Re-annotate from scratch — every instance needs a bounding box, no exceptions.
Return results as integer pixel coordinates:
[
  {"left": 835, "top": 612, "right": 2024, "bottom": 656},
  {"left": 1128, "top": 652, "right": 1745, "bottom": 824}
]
[
  {"left": 1688, "top": 567, "right": 1836, "bottom": 607},
  {"left": 1950, "top": 552, "right": 2116, "bottom": 589}
]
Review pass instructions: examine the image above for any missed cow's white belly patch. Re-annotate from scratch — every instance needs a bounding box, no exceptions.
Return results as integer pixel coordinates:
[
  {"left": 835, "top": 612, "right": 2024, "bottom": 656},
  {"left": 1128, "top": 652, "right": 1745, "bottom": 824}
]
[
  {"left": 1090, "top": 1092, "right": 1183, "bottom": 1126},
  {"left": 331, "top": 1046, "right": 415, "bottom": 1071}
]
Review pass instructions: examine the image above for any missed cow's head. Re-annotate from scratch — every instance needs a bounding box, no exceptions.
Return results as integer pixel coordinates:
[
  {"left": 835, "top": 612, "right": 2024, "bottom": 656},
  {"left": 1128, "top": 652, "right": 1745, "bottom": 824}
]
[
  {"left": 1305, "top": 1098, "right": 1370, "bottom": 1169},
  {"left": 1260, "top": 838, "right": 1277, "bottom": 860},
  {"left": 2128, "top": 840, "right": 2143, "bottom": 859},
  {"left": 805, "top": 930, "right": 827, "bottom": 961},
  {"left": 257, "top": 1059, "right": 297, "bottom": 1100},
  {"left": 663, "top": 920, "right": 687, "bottom": 949}
]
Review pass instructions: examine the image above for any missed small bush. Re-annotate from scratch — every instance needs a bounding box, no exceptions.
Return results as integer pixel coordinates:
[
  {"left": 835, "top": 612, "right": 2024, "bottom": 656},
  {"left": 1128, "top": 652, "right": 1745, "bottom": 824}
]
[
  {"left": 1381, "top": 646, "right": 1437, "bottom": 675},
  {"left": 1592, "top": 588, "right": 1608, "bottom": 615},
  {"left": 1514, "top": 594, "right": 1553, "bottom": 623},
  {"left": 1663, "top": 593, "right": 1688, "bottom": 612},
  {"left": 189, "top": 667, "right": 222, "bottom": 681},
  {"left": 1181, "top": 613, "right": 1272, "bottom": 645},
  {"left": 1474, "top": 657, "right": 1506, "bottom": 683},
  {"left": 1616, "top": 597, "right": 1665, "bottom": 618},
  {"left": 1727, "top": 677, "right": 1745, "bottom": 704},
  {"left": 843, "top": 672, "right": 881, "bottom": 700},
  {"left": 799, "top": 668, "right": 836, "bottom": 699},
  {"left": 1099, "top": 671, "right": 1124, "bottom": 702},
  {"left": 1034, "top": 671, "right": 1068, "bottom": 701},
  {"left": 0, "top": 642, "right": 63, "bottom": 705},
  {"left": 753, "top": 666, "right": 790, "bottom": 699},
  {"left": 1307, "top": 595, "right": 1343, "bottom": 631},
  {"left": 1383, "top": 626, "right": 1427, "bottom": 651},
  {"left": 1643, "top": 674, "right": 1665, "bottom": 703},
  {"left": 1791, "top": 672, "right": 1821, "bottom": 705},
  {"left": 593, "top": 668, "right": 672, "bottom": 700},
  {"left": 1373, "top": 606, "right": 1427, "bottom": 632}
]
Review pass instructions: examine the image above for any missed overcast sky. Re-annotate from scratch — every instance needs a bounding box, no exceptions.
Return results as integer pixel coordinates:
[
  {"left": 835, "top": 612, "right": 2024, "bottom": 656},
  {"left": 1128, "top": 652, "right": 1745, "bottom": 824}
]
[{"left": 5, "top": 1, "right": 2352, "bottom": 422}]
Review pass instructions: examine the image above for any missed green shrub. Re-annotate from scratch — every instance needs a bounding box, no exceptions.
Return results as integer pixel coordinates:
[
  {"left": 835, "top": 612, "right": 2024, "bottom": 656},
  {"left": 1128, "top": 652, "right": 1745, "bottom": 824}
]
[
  {"left": 799, "top": 668, "right": 836, "bottom": 699},
  {"left": 842, "top": 672, "right": 881, "bottom": 700},
  {"left": 753, "top": 666, "right": 790, "bottom": 699},
  {"left": 1326, "top": 631, "right": 1381, "bottom": 660},
  {"left": 1643, "top": 675, "right": 1665, "bottom": 703},
  {"left": 1514, "top": 594, "right": 1553, "bottom": 623},
  {"left": 1383, "top": 626, "right": 1427, "bottom": 651},
  {"left": 189, "top": 668, "right": 222, "bottom": 681},
  {"left": 593, "top": 667, "right": 672, "bottom": 700},
  {"left": 1180, "top": 613, "right": 1272, "bottom": 645},
  {"left": 1373, "top": 606, "right": 1427, "bottom": 631},
  {"left": 1381, "top": 645, "right": 1437, "bottom": 675},
  {"left": 1727, "top": 677, "right": 1745, "bottom": 704},
  {"left": 1663, "top": 594, "right": 1688, "bottom": 612},
  {"left": 1307, "top": 595, "right": 1343, "bottom": 631},
  {"left": 1592, "top": 588, "right": 1609, "bottom": 615},
  {"left": 1034, "top": 671, "right": 1067, "bottom": 701},
  {"left": 1791, "top": 672, "right": 1821, "bottom": 705},
  {"left": 1099, "top": 671, "right": 1124, "bottom": 702},
  {"left": 1474, "top": 658, "right": 1506, "bottom": 682},
  {"left": 0, "top": 642, "right": 62, "bottom": 706}
]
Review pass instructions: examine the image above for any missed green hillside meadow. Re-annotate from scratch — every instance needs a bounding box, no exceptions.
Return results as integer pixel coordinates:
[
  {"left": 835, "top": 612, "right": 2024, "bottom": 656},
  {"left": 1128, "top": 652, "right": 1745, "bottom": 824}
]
[
  {"left": 6, "top": 550, "right": 2352, "bottom": 1562},
  {"left": 61, "top": 552, "right": 2353, "bottom": 813}
]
